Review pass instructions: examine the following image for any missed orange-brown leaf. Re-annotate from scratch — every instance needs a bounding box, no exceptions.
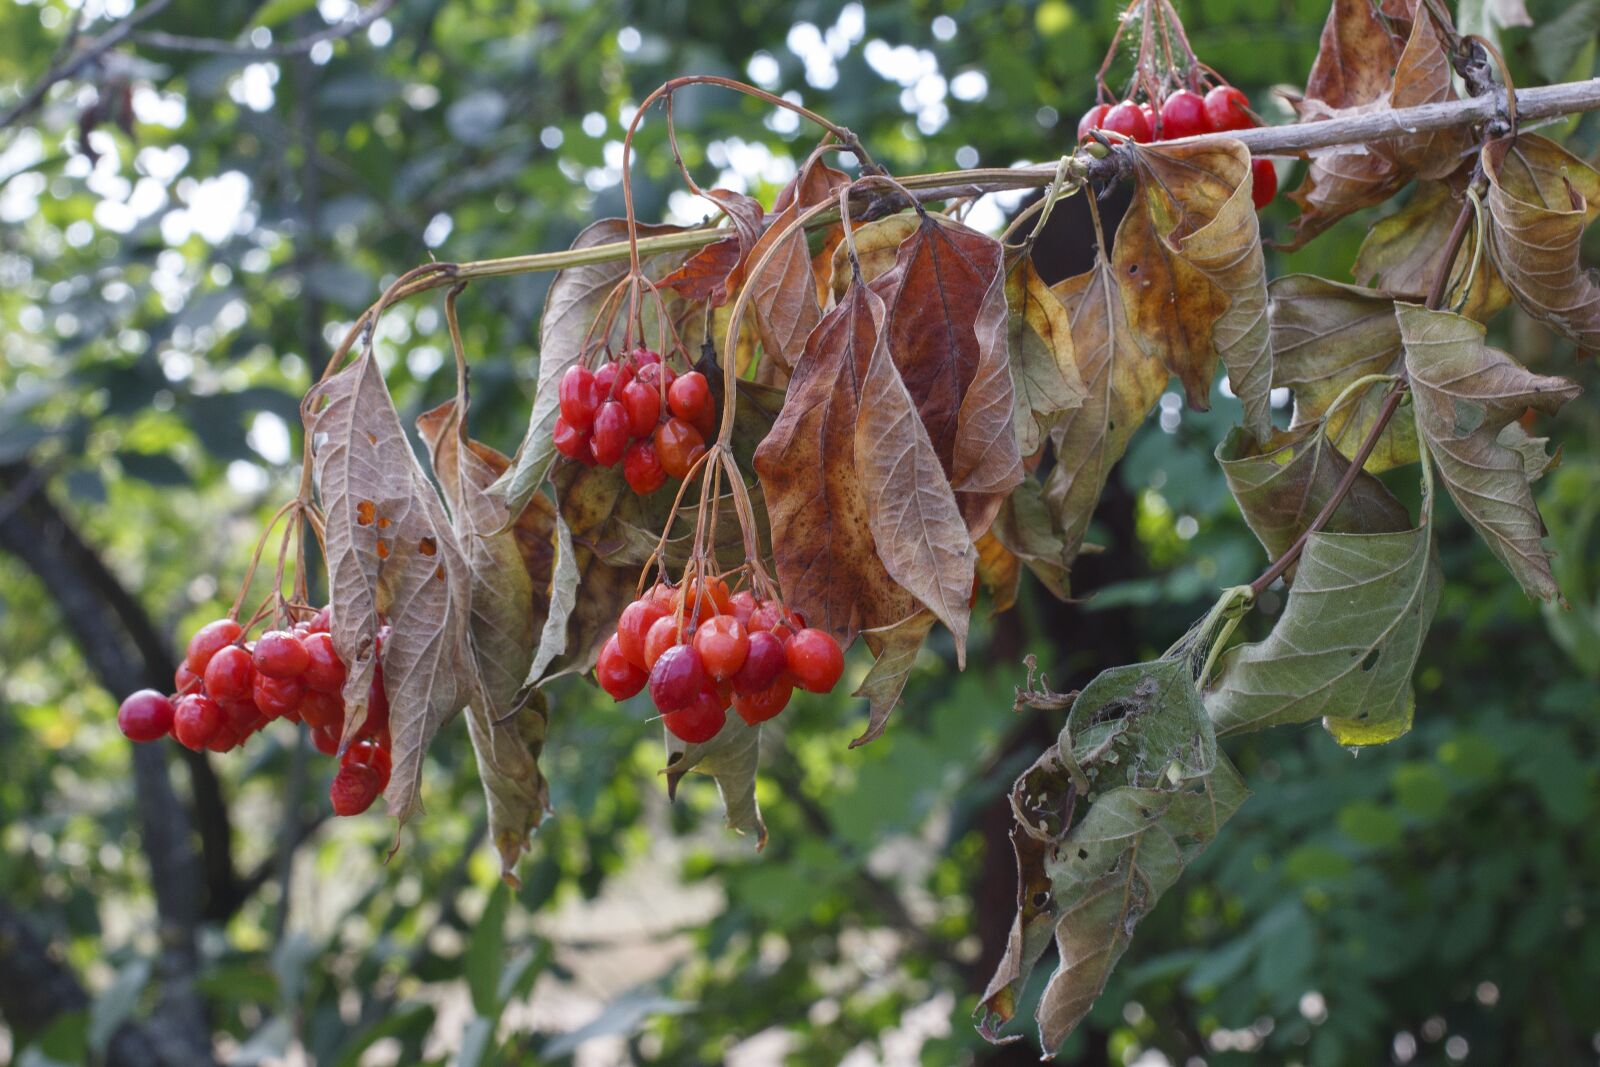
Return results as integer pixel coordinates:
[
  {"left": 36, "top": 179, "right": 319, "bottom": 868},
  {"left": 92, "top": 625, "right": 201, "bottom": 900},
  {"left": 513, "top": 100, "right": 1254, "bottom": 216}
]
[
  {"left": 749, "top": 158, "right": 850, "bottom": 372},
  {"left": 660, "top": 188, "right": 767, "bottom": 306}
]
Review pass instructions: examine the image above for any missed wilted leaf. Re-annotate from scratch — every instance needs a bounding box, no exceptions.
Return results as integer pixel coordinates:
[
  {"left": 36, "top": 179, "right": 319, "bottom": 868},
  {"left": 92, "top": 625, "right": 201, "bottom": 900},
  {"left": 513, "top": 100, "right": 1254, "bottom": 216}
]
[
  {"left": 536, "top": 464, "right": 642, "bottom": 680},
  {"left": 1006, "top": 256, "right": 1085, "bottom": 456},
  {"left": 854, "top": 282, "right": 976, "bottom": 662},
  {"left": 754, "top": 278, "right": 920, "bottom": 648},
  {"left": 305, "top": 353, "right": 474, "bottom": 826},
  {"left": 665, "top": 717, "right": 764, "bottom": 844},
  {"left": 830, "top": 213, "right": 920, "bottom": 296},
  {"left": 748, "top": 158, "right": 850, "bottom": 372},
  {"left": 1113, "top": 138, "right": 1273, "bottom": 435},
  {"left": 995, "top": 477, "right": 1071, "bottom": 600},
  {"left": 1268, "top": 275, "right": 1420, "bottom": 471},
  {"left": 1217, "top": 423, "right": 1411, "bottom": 568},
  {"left": 1384, "top": 10, "right": 1472, "bottom": 179},
  {"left": 975, "top": 529, "right": 1021, "bottom": 614},
  {"left": 417, "top": 396, "right": 548, "bottom": 880},
  {"left": 978, "top": 656, "right": 1245, "bottom": 1052},
  {"left": 1482, "top": 135, "right": 1600, "bottom": 355},
  {"left": 494, "top": 220, "right": 689, "bottom": 516},
  {"left": 1398, "top": 302, "right": 1581, "bottom": 600},
  {"left": 1352, "top": 179, "right": 1511, "bottom": 322},
  {"left": 870, "top": 210, "right": 1022, "bottom": 532},
  {"left": 659, "top": 189, "right": 766, "bottom": 306},
  {"left": 1497, "top": 422, "right": 1561, "bottom": 483},
  {"left": 849, "top": 609, "right": 937, "bottom": 748},
  {"left": 1043, "top": 258, "right": 1169, "bottom": 573},
  {"left": 1206, "top": 513, "right": 1442, "bottom": 744}
]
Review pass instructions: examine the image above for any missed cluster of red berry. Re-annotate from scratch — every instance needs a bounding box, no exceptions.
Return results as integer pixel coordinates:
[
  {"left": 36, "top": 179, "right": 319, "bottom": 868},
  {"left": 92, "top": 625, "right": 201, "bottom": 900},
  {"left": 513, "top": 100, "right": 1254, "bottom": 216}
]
[
  {"left": 115, "top": 609, "right": 394, "bottom": 816},
  {"left": 1077, "top": 85, "right": 1277, "bottom": 209},
  {"left": 594, "top": 574, "right": 845, "bottom": 742},
  {"left": 553, "top": 348, "right": 718, "bottom": 495}
]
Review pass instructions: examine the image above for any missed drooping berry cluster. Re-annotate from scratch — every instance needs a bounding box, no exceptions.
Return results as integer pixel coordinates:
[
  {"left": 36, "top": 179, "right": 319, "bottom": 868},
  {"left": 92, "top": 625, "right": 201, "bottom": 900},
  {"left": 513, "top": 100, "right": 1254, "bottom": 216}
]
[
  {"left": 1078, "top": 85, "right": 1277, "bottom": 210},
  {"left": 553, "top": 348, "right": 718, "bottom": 495},
  {"left": 594, "top": 575, "right": 845, "bottom": 742},
  {"left": 115, "top": 609, "right": 394, "bottom": 816}
]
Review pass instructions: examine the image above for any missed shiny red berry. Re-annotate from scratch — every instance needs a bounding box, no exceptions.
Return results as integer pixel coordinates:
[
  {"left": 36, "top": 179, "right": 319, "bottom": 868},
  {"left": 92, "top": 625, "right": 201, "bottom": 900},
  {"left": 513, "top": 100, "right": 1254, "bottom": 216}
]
[
  {"left": 1204, "top": 85, "right": 1253, "bottom": 132},
  {"left": 1102, "top": 101, "right": 1151, "bottom": 143},
  {"left": 649, "top": 643, "right": 704, "bottom": 712},
  {"left": 728, "top": 590, "right": 758, "bottom": 627},
  {"left": 668, "top": 371, "right": 711, "bottom": 421},
  {"left": 172, "top": 693, "right": 223, "bottom": 750},
  {"left": 559, "top": 364, "right": 599, "bottom": 426},
  {"left": 309, "top": 723, "right": 339, "bottom": 756},
  {"left": 1077, "top": 102, "right": 1111, "bottom": 142},
  {"left": 254, "top": 629, "right": 309, "bottom": 679},
  {"left": 733, "top": 679, "right": 793, "bottom": 725},
  {"left": 594, "top": 359, "right": 633, "bottom": 401},
  {"left": 203, "top": 644, "right": 255, "bottom": 704},
  {"left": 644, "top": 613, "right": 688, "bottom": 670},
  {"left": 553, "top": 415, "right": 592, "bottom": 462},
  {"left": 662, "top": 685, "right": 727, "bottom": 743},
  {"left": 301, "top": 632, "right": 346, "bottom": 693},
  {"left": 1159, "top": 90, "right": 1208, "bottom": 139},
  {"left": 730, "top": 629, "right": 787, "bottom": 696},
  {"left": 330, "top": 761, "right": 383, "bottom": 816},
  {"left": 694, "top": 615, "right": 749, "bottom": 682},
  {"left": 342, "top": 738, "right": 392, "bottom": 782},
  {"left": 623, "top": 441, "right": 667, "bottom": 495},
  {"left": 185, "top": 618, "right": 242, "bottom": 674},
  {"left": 174, "top": 662, "right": 201, "bottom": 696},
  {"left": 654, "top": 418, "right": 705, "bottom": 480},
  {"left": 591, "top": 400, "right": 630, "bottom": 466},
  {"left": 596, "top": 635, "right": 649, "bottom": 700},
  {"left": 621, "top": 379, "right": 662, "bottom": 438},
  {"left": 299, "top": 688, "right": 344, "bottom": 730},
  {"left": 785, "top": 627, "right": 844, "bottom": 693},
  {"left": 252, "top": 672, "right": 305, "bottom": 719},
  {"left": 117, "top": 689, "right": 175, "bottom": 742},
  {"left": 617, "top": 598, "right": 669, "bottom": 669},
  {"left": 1250, "top": 157, "right": 1278, "bottom": 210}
]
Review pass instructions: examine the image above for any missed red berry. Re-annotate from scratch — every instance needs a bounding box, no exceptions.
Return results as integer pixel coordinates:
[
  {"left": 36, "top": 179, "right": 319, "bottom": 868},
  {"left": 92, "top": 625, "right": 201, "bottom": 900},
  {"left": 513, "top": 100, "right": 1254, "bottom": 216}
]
[
  {"left": 185, "top": 618, "right": 242, "bottom": 674},
  {"left": 117, "top": 689, "right": 175, "bottom": 742},
  {"left": 649, "top": 643, "right": 705, "bottom": 712},
  {"left": 302, "top": 632, "right": 346, "bottom": 693},
  {"left": 254, "top": 629, "right": 309, "bottom": 679},
  {"left": 644, "top": 613, "right": 687, "bottom": 670},
  {"left": 694, "top": 615, "right": 749, "bottom": 682},
  {"left": 690, "top": 403, "right": 716, "bottom": 441},
  {"left": 591, "top": 400, "right": 630, "bottom": 466},
  {"left": 252, "top": 672, "right": 305, "bottom": 719},
  {"left": 219, "top": 698, "right": 260, "bottom": 738},
  {"left": 633, "top": 347, "right": 661, "bottom": 366},
  {"left": 731, "top": 630, "right": 787, "bottom": 696},
  {"left": 1102, "top": 101, "right": 1151, "bottom": 143},
  {"left": 623, "top": 441, "right": 668, "bottom": 496},
  {"left": 733, "top": 679, "right": 793, "bottom": 725},
  {"left": 668, "top": 371, "right": 711, "bottom": 421},
  {"left": 1250, "top": 157, "right": 1278, "bottom": 210},
  {"left": 636, "top": 361, "right": 676, "bottom": 392},
  {"left": 172, "top": 693, "right": 223, "bottom": 750},
  {"left": 594, "top": 359, "right": 633, "bottom": 401},
  {"left": 342, "top": 739, "right": 392, "bottom": 781},
  {"left": 1204, "top": 85, "right": 1253, "bottom": 132},
  {"left": 361, "top": 666, "right": 390, "bottom": 742},
  {"left": 617, "top": 599, "right": 669, "bottom": 669},
  {"left": 553, "top": 415, "right": 592, "bottom": 462},
  {"left": 683, "top": 575, "right": 733, "bottom": 621},
  {"left": 749, "top": 601, "right": 802, "bottom": 638},
  {"left": 1159, "top": 90, "right": 1208, "bottom": 139},
  {"left": 330, "top": 761, "right": 383, "bottom": 816},
  {"left": 597, "top": 635, "right": 649, "bottom": 700},
  {"left": 300, "top": 688, "right": 344, "bottom": 730},
  {"left": 309, "top": 724, "right": 339, "bottom": 756},
  {"left": 729, "top": 590, "right": 758, "bottom": 627},
  {"left": 662, "top": 685, "right": 728, "bottom": 743},
  {"left": 203, "top": 644, "right": 255, "bottom": 704},
  {"left": 306, "top": 606, "right": 332, "bottom": 633},
  {"left": 785, "top": 627, "right": 845, "bottom": 693},
  {"left": 1077, "top": 102, "right": 1111, "bottom": 142},
  {"left": 621, "top": 379, "right": 662, "bottom": 439},
  {"left": 559, "top": 364, "right": 599, "bottom": 427},
  {"left": 653, "top": 418, "right": 705, "bottom": 480},
  {"left": 174, "top": 662, "right": 200, "bottom": 695}
]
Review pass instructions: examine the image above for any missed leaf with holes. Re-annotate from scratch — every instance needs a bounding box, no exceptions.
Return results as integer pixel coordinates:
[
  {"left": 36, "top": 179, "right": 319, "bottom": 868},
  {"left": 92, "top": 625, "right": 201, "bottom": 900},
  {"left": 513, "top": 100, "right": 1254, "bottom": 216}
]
[
  {"left": 754, "top": 277, "right": 920, "bottom": 649},
  {"left": 1482, "top": 134, "right": 1600, "bottom": 355},
  {"left": 1352, "top": 179, "right": 1511, "bottom": 322},
  {"left": 660, "top": 189, "right": 767, "bottom": 306},
  {"left": 1268, "top": 275, "right": 1419, "bottom": 471},
  {"left": 1205, "top": 503, "right": 1442, "bottom": 744},
  {"left": 1042, "top": 257, "right": 1169, "bottom": 578},
  {"left": 870, "top": 210, "right": 1022, "bottom": 533},
  {"left": 665, "top": 716, "right": 764, "bottom": 845},
  {"left": 1398, "top": 302, "right": 1581, "bottom": 600},
  {"left": 1217, "top": 423, "right": 1411, "bottom": 570},
  {"left": 417, "top": 396, "right": 548, "bottom": 881},
  {"left": 1113, "top": 138, "right": 1273, "bottom": 436},
  {"left": 1006, "top": 255, "right": 1085, "bottom": 457},
  {"left": 305, "top": 353, "right": 474, "bottom": 827},
  {"left": 494, "top": 220, "right": 690, "bottom": 516},
  {"left": 849, "top": 609, "right": 937, "bottom": 748}
]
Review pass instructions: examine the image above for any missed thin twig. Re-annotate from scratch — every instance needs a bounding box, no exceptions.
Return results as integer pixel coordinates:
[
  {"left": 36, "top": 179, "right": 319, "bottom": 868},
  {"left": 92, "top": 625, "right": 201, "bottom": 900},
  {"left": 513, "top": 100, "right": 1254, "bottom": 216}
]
[
  {"left": 132, "top": 0, "right": 398, "bottom": 57},
  {"left": 0, "top": 0, "right": 175, "bottom": 131}
]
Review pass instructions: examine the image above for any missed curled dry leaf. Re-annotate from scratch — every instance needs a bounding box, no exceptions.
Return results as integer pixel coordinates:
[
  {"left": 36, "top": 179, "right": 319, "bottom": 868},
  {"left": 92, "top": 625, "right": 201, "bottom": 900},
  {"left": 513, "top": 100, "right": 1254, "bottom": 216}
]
[
  {"left": 417, "top": 397, "right": 550, "bottom": 882},
  {"left": 747, "top": 158, "right": 850, "bottom": 373},
  {"left": 659, "top": 188, "right": 768, "bottom": 306},
  {"left": 1398, "top": 302, "right": 1582, "bottom": 600},
  {"left": 1268, "top": 275, "right": 1419, "bottom": 471},
  {"left": 537, "top": 463, "right": 644, "bottom": 680},
  {"left": 1384, "top": 10, "right": 1472, "bottom": 179},
  {"left": 494, "top": 219, "right": 690, "bottom": 517},
  {"left": 869, "top": 210, "right": 1023, "bottom": 533},
  {"left": 1482, "top": 135, "right": 1600, "bottom": 355},
  {"left": 1206, "top": 514, "right": 1442, "bottom": 745},
  {"left": 1217, "top": 423, "right": 1411, "bottom": 570},
  {"left": 830, "top": 213, "right": 919, "bottom": 297},
  {"left": 665, "top": 715, "right": 765, "bottom": 845},
  {"left": 994, "top": 477, "right": 1071, "bottom": 600},
  {"left": 1113, "top": 138, "right": 1273, "bottom": 436},
  {"left": 304, "top": 353, "right": 474, "bottom": 827},
  {"left": 1005, "top": 255, "right": 1086, "bottom": 457},
  {"left": 1352, "top": 178, "right": 1511, "bottom": 322},
  {"left": 1042, "top": 257, "right": 1169, "bottom": 580},
  {"left": 848, "top": 609, "right": 937, "bottom": 748}
]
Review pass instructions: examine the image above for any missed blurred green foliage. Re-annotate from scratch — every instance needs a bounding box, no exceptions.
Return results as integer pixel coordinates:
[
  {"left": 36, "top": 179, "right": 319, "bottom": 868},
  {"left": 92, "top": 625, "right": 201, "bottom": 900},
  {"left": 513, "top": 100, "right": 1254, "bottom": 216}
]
[{"left": 2, "top": 0, "right": 1598, "bottom": 1064}]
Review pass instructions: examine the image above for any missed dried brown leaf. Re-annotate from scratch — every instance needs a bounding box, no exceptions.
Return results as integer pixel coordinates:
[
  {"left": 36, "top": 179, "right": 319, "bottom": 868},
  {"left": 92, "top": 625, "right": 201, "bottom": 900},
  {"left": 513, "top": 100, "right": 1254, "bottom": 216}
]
[
  {"left": 1352, "top": 179, "right": 1512, "bottom": 322},
  {"left": 849, "top": 609, "right": 938, "bottom": 748},
  {"left": 749, "top": 158, "right": 850, "bottom": 372},
  {"left": 1006, "top": 255, "right": 1086, "bottom": 458},
  {"left": 659, "top": 189, "right": 767, "bottom": 306}
]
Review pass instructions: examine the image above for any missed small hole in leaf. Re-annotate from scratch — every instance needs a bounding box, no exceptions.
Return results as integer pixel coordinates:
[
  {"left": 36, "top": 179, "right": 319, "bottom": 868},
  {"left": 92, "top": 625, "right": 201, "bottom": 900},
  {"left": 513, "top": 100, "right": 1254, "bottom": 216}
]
[
  {"left": 376, "top": 516, "right": 392, "bottom": 530},
  {"left": 420, "top": 537, "right": 437, "bottom": 557},
  {"left": 357, "top": 501, "right": 376, "bottom": 526},
  {"left": 375, "top": 540, "right": 390, "bottom": 560},
  {"left": 435, "top": 565, "right": 446, "bottom": 580},
  {"left": 1361, "top": 649, "right": 1380, "bottom": 672},
  {"left": 1128, "top": 263, "right": 1139, "bottom": 275},
  {"left": 367, "top": 432, "right": 378, "bottom": 445},
  {"left": 1032, "top": 892, "right": 1050, "bottom": 908},
  {"left": 1077, "top": 848, "right": 1089, "bottom": 860}
]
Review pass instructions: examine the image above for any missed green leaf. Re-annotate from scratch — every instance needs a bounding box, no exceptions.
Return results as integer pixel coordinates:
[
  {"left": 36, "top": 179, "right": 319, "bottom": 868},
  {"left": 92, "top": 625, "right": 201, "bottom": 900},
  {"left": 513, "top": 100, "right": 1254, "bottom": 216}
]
[
  {"left": 1530, "top": 0, "right": 1600, "bottom": 82},
  {"left": 665, "top": 716, "right": 765, "bottom": 845},
  {"left": 1217, "top": 423, "right": 1411, "bottom": 570},
  {"left": 1398, "top": 302, "right": 1581, "bottom": 601},
  {"left": 1205, "top": 516, "right": 1442, "bottom": 745}
]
